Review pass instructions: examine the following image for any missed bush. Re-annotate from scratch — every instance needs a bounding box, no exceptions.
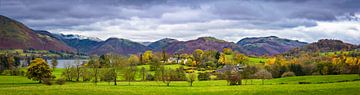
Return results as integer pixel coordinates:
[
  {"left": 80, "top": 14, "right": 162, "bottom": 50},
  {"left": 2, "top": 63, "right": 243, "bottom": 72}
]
[
  {"left": 1, "top": 70, "right": 12, "bottom": 76},
  {"left": 146, "top": 73, "right": 155, "bottom": 81},
  {"left": 298, "top": 82, "right": 311, "bottom": 84},
  {"left": 42, "top": 78, "right": 53, "bottom": 85},
  {"left": 281, "top": 71, "right": 296, "bottom": 78},
  {"left": 185, "top": 70, "right": 195, "bottom": 73},
  {"left": 2, "top": 69, "right": 25, "bottom": 76},
  {"left": 197, "top": 68, "right": 206, "bottom": 71},
  {"left": 215, "top": 73, "right": 226, "bottom": 80},
  {"left": 198, "top": 72, "right": 210, "bottom": 81},
  {"left": 56, "top": 78, "right": 66, "bottom": 85}
]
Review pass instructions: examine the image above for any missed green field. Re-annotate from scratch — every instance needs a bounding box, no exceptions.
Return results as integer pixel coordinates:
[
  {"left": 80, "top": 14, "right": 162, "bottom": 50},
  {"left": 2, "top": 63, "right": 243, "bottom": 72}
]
[{"left": 1, "top": 74, "right": 360, "bottom": 95}]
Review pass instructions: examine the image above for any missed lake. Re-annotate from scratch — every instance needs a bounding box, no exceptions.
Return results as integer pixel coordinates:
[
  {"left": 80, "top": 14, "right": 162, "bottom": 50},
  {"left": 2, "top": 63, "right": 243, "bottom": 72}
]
[{"left": 21, "top": 59, "right": 89, "bottom": 68}]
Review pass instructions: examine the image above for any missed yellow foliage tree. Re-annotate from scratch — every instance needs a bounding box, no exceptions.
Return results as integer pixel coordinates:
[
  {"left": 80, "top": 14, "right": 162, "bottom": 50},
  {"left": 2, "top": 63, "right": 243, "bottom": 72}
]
[
  {"left": 142, "top": 50, "right": 153, "bottom": 64},
  {"left": 26, "top": 58, "right": 52, "bottom": 83}
]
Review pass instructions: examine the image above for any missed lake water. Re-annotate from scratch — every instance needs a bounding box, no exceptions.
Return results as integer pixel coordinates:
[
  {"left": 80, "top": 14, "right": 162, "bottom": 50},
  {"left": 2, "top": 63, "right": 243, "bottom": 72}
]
[{"left": 22, "top": 59, "right": 89, "bottom": 68}]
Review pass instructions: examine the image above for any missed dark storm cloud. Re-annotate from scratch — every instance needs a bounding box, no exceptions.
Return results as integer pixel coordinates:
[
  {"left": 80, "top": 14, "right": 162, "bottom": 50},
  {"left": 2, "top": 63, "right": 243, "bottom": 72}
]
[
  {"left": 1, "top": 0, "right": 358, "bottom": 28},
  {"left": 0, "top": 0, "right": 359, "bottom": 44}
]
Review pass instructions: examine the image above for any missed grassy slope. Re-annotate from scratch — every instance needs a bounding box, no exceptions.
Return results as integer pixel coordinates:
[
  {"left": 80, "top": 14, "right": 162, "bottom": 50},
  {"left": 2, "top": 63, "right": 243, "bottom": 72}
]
[{"left": 0, "top": 75, "right": 360, "bottom": 95}]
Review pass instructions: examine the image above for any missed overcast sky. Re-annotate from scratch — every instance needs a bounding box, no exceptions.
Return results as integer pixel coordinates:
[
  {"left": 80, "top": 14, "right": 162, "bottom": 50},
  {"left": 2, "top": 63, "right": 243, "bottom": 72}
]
[{"left": 0, "top": 0, "right": 360, "bottom": 44}]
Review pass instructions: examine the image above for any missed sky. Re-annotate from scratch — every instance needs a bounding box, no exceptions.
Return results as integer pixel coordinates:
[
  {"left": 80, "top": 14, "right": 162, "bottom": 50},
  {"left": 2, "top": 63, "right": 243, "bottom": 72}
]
[{"left": 0, "top": 0, "right": 360, "bottom": 44}]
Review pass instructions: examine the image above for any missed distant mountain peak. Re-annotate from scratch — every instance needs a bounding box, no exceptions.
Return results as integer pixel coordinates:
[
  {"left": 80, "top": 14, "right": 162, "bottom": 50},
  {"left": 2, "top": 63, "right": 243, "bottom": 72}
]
[
  {"left": 0, "top": 15, "right": 75, "bottom": 52},
  {"left": 286, "top": 39, "right": 358, "bottom": 55},
  {"left": 237, "top": 36, "right": 307, "bottom": 55},
  {"left": 59, "top": 34, "right": 102, "bottom": 42},
  {"left": 148, "top": 38, "right": 179, "bottom": 51},
  {"left": 197, "top": 36, "right": 226, "bottom": 42}
]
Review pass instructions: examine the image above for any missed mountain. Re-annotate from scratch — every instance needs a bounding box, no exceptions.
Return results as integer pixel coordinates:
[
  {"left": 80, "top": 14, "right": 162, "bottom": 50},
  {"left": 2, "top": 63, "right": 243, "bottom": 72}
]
[
  {"left": 164, "top": 37, "right": 249, "bottom": 54},
  {"left": 89, "top": 38, "right": 148, "bottom": 55},
  {"left": 52, "top": 33, "right": 102, "bottom": 54},
  {"left": 237, "top": 36, "right": 307, "bottom": 56},
  {"left": 148, "top": 38, "right": 179, "bottom": 51},
  {"left": 0, "top": 15, "right": 75, "bottom": 52},
  {"left": 286, "top": 39, "right": 359, "bottom": 55},
  {"left": 139, "top": 42, "right": 153, "bottom": 46}
]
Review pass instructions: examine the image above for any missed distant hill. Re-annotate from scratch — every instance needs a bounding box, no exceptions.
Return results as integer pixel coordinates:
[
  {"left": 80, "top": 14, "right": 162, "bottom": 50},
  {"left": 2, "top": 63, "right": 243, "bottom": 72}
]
[
  {"left": 164, "top": 37, "right": 249, "bottom": 54},
  {"left": 89, "top": 38, "right": 149, "bottom": 55},
  {"left": 0, "top": 15, "right": 75, "bottom": 52},
  {"left": 286, "top": 39, "right": 359, "bottom": 55},
  {"left": 140, "top": 42, "right": 153, "bottom": 46},
  {"left": 237, "top": 36, "right": 307, "bottom": 56},
  {"left": 148, "top": 38, "right": 179, "bottom": 51},
  {"left": 52, "top": 33, "right": 102, "bottom": 54}
]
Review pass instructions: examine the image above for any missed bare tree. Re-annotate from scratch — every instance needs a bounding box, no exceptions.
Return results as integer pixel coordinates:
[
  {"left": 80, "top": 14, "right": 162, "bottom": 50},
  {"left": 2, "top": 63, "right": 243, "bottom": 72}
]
[
  {"left": 254, "top": 70, "right": 273, "bottom": 85},
  {"left": 51, "top": 57, "right": 58, "bottom": 71},
  {"left": 109, "top": 55, "right": 128, "bottom": 85},
  {"left": 187, "top": 73, "right": 196, "bottom": 86},
  {"left": 75, "top": 58, "right": 81, "bottom": 81},
  {"left": 140, "top": 67, "right": 146, "bottom": 81},
  {"left": 125, "top": 55, "right": 139, "bottom": 85}
]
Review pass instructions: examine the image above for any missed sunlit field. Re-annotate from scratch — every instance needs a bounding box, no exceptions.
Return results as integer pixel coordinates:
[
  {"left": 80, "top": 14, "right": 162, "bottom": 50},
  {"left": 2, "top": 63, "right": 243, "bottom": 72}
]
[{"left": 1, "top": 75, "right": 360, "bottom": 95}]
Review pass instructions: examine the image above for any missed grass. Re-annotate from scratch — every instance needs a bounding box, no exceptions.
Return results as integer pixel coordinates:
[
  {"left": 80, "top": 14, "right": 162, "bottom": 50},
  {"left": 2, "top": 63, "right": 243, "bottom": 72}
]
[
  {"left": 1, "top": 74, "right": 360, "bottom": 95},
  {"left": 248, "top": 57, "right": 268, "bottom": 64}
]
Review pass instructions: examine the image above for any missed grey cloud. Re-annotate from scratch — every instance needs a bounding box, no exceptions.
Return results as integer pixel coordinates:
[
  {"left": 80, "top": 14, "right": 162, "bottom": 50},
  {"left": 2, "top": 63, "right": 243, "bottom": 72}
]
[{"left": 0, "top": 0, "right": 360, "bottom": 44}]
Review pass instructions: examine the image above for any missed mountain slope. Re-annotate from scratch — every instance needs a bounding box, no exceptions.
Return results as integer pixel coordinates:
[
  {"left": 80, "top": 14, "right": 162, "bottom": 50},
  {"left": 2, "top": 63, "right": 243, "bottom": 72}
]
[
  {"left": 237, "top": 36, "right": 307, "bottom": 56},
  {"left": 90, "top": 38, "right": 148, "bottom": 55},
  {"left": 148, "top": 38, "right": 179, "bottom": 51},
  {"left": 53, "top": 33, "right": 102, "bottom": 54},
  {"left": 164, "top": 37, "right": 249, "bottom": 54},
  {"left": 0, "top": 15, "right": 75, "bottom": 52},
  {"left": 287, "top": 39, "right": 358, "bottom": 55}
]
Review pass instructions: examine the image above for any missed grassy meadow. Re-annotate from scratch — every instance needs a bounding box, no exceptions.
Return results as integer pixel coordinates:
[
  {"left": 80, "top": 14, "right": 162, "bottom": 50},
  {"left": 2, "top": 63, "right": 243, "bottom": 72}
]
[{"left": 1, "top": 74, "right": 360, "bottom": 95}]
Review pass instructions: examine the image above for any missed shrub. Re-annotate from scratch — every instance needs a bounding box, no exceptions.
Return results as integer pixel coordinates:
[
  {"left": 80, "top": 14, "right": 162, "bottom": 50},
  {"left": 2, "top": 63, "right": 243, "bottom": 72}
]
[
  {"left": 1, "top": 70, "right": 12, "bottom": 76},
  {"left": 215, "top": 73, "right": 226, "bottom": 80},
  {"left": 185, "top": 70, "right": 195, "bottom": 73},
  {"left": 42, "top": 78, "right": 52, "bottom": 85},
  {"left": 224, "top": 71, "right": 241, "bottom": 85},
  {"left": 56, "top": 78, "right": 66, "bottom": 85},
  {"left": 197, "top": 68, "right": 206, "bottom": 71},
  {"left": 198, "top": 72, "right": 210, "bottom": 81},
  {"left": 146, "top": 73, "right": 155, "bottom": 81},
  {"left": 2, "top": 69, "right": 25, "bottom": 76},
  {"left": 281, "top": 71, "right": 296, "bottom": 78},
  {"left": 298, "top": 82, "right": 311, "bottom": 84}
]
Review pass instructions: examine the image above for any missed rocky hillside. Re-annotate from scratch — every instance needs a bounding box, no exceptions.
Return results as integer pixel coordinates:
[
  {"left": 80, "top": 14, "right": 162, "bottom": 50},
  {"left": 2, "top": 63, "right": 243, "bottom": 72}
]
[
  {"left": 89, "top": 38, "right": 149, "bottom": 55},
  {"left": 237, "top": 36, "right": 307, "bottom": 56},
  {"left": 0, "top": 15, "right": 75, "bottom": 52},
  {"left": 148, "top": 38, "right": 179, "bottom": 51},
  {"left": 164, "top": 37, "right": 249, "bottom": 54},
  {"left": 287, "top": 39, "right": 359, "bottom": 55}
]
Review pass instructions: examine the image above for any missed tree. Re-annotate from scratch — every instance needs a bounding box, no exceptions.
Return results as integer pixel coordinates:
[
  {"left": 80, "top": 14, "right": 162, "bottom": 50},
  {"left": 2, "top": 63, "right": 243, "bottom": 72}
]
[
  {"left": 223, "top": 48, "right": 233, "bottom": 55},
  {"left": 162, "top": 68, "right": 174, "bottom": 86},
  {"left": 109, "top": 54, "right": 128, "bottom": 85},
  {"left": 140, "top": 67, "right": 146, "bottom": 81},
  {"left": 192, "top": 49, "right": 204, "bottom": 67},
  {"left": 242, "top": 65, "right": 258, "bottom": 85},
  {"left": 254, "top": 70, "right": 272, "bottom": 85},
  {"left": 198, "top": 72, "right": 210, "bottom": 81},
  {"left": 62, "top": 63, "right": 74, "bottom": 81},
  {"left": 187, "top": 73, "right": 196, "bottom": 86},
  {"left": 88, "top": 56, "right": 101, "bottom": 85},
  {"left": 51, "top": 57, "right": 58, "bottom": 71},
  {"left": 161, "top": 49, "right": 169, "bottom": 64},
  {"left": 143, "top": 50, "right": 153, "bottom": 64},
  {"left": 74, "top": 58, "right": 81, "bottom": 81},
  {"left": 26, "top": 58, "right": 52, "bottom": 83},
  {"left": 234, "top": 53, "right": 249, "bottom": 65},
  {"left": 125, "top": 55, "right": 139, "bottom": 85}
]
